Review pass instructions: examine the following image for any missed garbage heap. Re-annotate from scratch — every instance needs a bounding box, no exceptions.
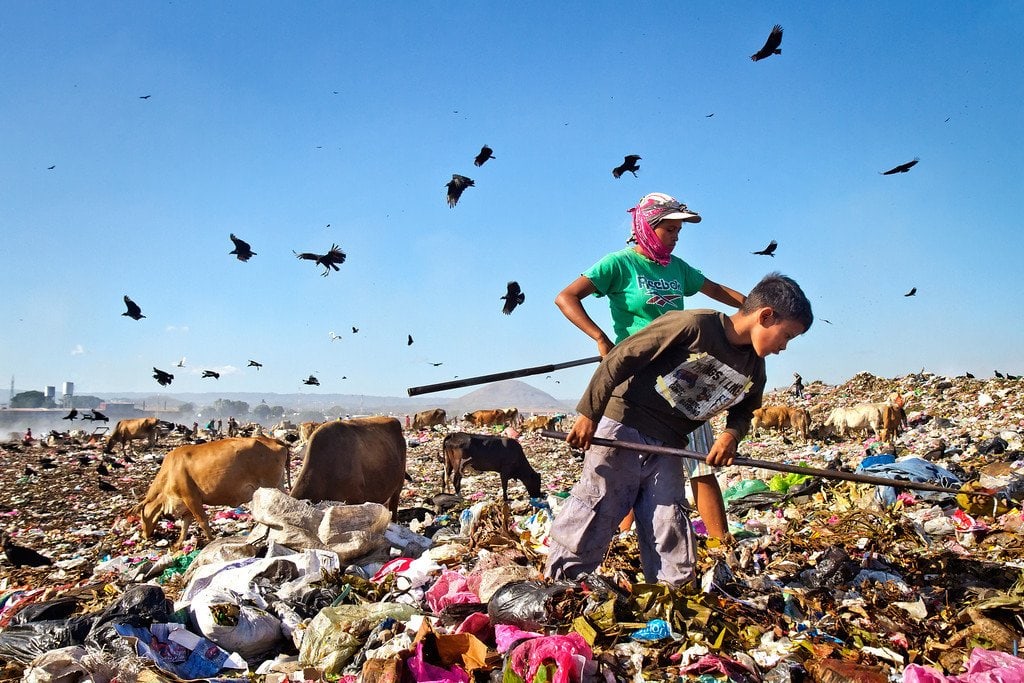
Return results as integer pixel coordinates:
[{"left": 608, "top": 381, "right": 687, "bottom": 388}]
[{"left": 2, "top": 371, "right": 1024, "bottom": 681}]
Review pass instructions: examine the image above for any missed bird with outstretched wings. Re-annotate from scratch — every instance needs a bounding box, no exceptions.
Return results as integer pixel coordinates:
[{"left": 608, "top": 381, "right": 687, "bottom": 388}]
[
  {"left": 229, "top": 233, "right": 256, "bottom": 261},
  {"left": 62, "top": 408, "right": 78, "bottom": 420},
  {"left": 904, "top": 287, "right": 917, "bottom": 297},
  {"left": 474, "top": 145, "right": 495, "bottom": 167},
  {"left": 751, "top": 24, "right": 783, "bottom": 61},
  {"left": 122, "top": 295, "right": 145, "bottom": 320},
  {"left": 612, "top": 155, "right": 641, "bottom": 179},
  {"left": 152, "top": 368, "right": 174, "bottom": 386},
  {"left": 303, "top": 375, "right": 320, "bottom": 386},
  {"left": 752, "top": 240, "right": 778, "bottom": 256},
  {"left": 294, "top": 244, "right": 346, "bottom": 276},
  {"left": 87, "top": 410, "right": 108, "bottom": 422},
  {"left": 882, "top": 158, "right": 920, "bottom": 175},
  {"left": 202, "top": 370, "right": 220, "bottom": 379},
  {"left": 446, "top": 174, "right": 475, "bottom": 207},
  {"left": 248, "top": 360, "right": 262, "bottom": 370},
  {"left": 501, "top": 281, "right": 526, "bottom": 314},
  {"left": 407, "top": 334, "right": 414, "bottom": 346}
]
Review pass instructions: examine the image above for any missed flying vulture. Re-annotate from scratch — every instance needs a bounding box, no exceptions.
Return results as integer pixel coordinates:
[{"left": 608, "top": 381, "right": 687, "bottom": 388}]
[
  {"left": 202, "top": 370, "right": 220, "bottom": 379},
  {"left": 501, "top": 281, "right": 526, "bottom": 314},
  {"left": 229, "top": 233, "right": 256, "bottom": 262},
  {"left": 612, "top": 155, "right": 641, "bottom": 179},
  {"left": 752, "top": 240, "right": 778, "bottom": 256},
  {"left": 446, "top": 174, "right": 475, "bottom": 208},
  {"left": 751, "top": 25, "right": 783, "bottom": 61},
  {"left": 882, "top": 158, "right": 920, "bottom": 175},
  {"left": 474, "top": 145, "right": 495, "bottom": 167},
  {"left": 295, "top": 244, "right": 346, "bottom": 276},
  {"left": 152, "top": 368, "right": 174, "bottom": 386},
  {"left": 122, "top": 295, "right": 145, "bottom": 320}
]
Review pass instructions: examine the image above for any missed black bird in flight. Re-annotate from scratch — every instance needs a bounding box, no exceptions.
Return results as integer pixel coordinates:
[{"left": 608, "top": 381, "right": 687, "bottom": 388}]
[
  {"left": 351, "top": 326, "right": 359, "bottom": 334},
  {"left": 229, "top": 233, "right": 256, "bottom": 262},
  {"left": 139, "top": 95, "right": 151, "bottom": 99},
  {"left": 47, "top": 165, "right": 56, "bottom": 170},
  {"left": 248, "top": 360, "right": 262, "bottom": 370},
  {"left": 1, "top": 533, "right": 53, "bottom": 568},
  {"left": 302, "top": 375, "right": 320, "bottom": 386},
  {"left": 97, "top": 479, "right": 118, "bottom": 493},
  {"left": 821, "top": 319, "right": 833, "bottom": 325},
  {"left": 752, "top": 240, "right": 778, "bottom": 256},
  {"left": 446, "top": 174, "right": 475, "bottom": 208},
  {"left": 474, "top": 145, "right": 495, "bottom": 167},
  {"left": 202, "top": 370, "right": 220, "bottom": 379},
  {"left": 501, "top": 281, "right": 525, "bottom": 314},
  {"left": 295, "top": 244, "right": 346, "bottom": 276},
  {"left": 429, "top": 362, "right": 443, "bottom": 366},
  {"left": 122, "top": 295, "right": 145, "bottom": 320},
  {"left": 882, "top": 158, "right": 920, "bottom": 175},
  {"left": 751, "top": 24, "right": 783, "bottom": 61},
  {"left": 407, "top": 334, "right": 414, "bottom": 346},
  {"left": 904, "top": 287, "right": 917, "bottom": 297},
  {"left": 152, "top": 367, "right": 174, "bottom": 386},
  {"left": 612, "top": 155, "right": 641, "bottom": 179},
  {"left": 62, "top": 408, "right": 78, "bottom": 421},
  {"left": 83, "top": 410, "right": 108, "bottom": 422},
  {"left": 177, "top": 357, "right": 186, "bottom": 367}
]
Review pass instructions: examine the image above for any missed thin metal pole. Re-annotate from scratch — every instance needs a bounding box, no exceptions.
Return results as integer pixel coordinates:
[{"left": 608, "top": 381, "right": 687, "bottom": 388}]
[
  {"left": 538, "top": 430, "right": 978, "bottom": 496},
  {"left": 406, "top": 356, "right": 601, "bottom": 396}
]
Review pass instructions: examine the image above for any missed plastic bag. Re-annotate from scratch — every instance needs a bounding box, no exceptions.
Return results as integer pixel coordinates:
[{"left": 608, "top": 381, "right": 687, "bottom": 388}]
[
  {"left": 0, "top": 617, "right": 94, "bottom": 664},
  {"left": 722, "top": 479, "right": 769, "bottom": 503},
  {"left": 487, "top": 580, "right": 576, "bottom": 631},
  {"left": 85, "top": 584, "right": 173, "bottom": 652},
  {"left": 299, "top": 602, "right": 419, "bottom": 675},
  {"left": 189, "top": 587, "right": 282, "bottom": 662}
]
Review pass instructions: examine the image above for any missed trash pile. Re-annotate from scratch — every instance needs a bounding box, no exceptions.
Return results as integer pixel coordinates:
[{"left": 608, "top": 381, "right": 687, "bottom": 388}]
[{"left": 2, "top": 370, "right": 1024, "bottom": 681}]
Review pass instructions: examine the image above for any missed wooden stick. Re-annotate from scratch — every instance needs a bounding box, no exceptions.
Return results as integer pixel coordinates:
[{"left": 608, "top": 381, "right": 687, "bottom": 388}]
[
  {"left": 406, "top": 356, "right": 601, "bottom": 396},
  {"left": 538, "top": 430, "right": 979, "bottom": 496}
]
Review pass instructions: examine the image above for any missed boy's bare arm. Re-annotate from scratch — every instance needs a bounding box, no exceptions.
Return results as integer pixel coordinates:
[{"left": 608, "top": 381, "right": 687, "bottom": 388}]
[
  {"left": 567, "top": 415, "right": 596, "bottom": 450},
  {"left": 705, "top": 431, "right": 738, "bottom": 467}
]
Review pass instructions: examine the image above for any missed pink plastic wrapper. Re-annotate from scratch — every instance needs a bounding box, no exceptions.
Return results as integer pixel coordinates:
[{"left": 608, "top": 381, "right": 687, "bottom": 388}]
[
  {"left": 903, "top": 647, "right": 1024, "bottom": 682},
  {"left": 406, "top": 641, "right": 470, "bottom": 683},
  {"left": 506, "top": 632, "right": 592, "bottom": 683},
  {"left": 425, "top": 569, "right": 479, "bottom": 613},
  {"left": 494, "top": 624, "right": 543, "bottom": 653}
]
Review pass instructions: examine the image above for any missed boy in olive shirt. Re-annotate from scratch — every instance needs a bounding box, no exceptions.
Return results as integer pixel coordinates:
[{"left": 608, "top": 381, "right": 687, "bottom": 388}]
[{"left": 546, "top": 273, "right": 813, "bottom": 586}]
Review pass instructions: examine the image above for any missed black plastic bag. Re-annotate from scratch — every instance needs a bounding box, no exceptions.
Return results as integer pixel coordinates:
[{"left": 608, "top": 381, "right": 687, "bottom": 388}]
[
  {"left": 9, "top": 596, "right": 80, "bottom": 625},
  {"left": 0, "top": 616, "right": 94, "bottom": 663},
  {"left": 487, "top": 580, "right": 576, "bottom": 631},
  {"left": 85, "top": 583, "right": 173, "bottom": 652}
]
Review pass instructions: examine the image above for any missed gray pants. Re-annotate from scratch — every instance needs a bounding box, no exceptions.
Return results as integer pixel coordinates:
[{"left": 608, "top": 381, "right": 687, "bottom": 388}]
[{"left": 545, "top": 417, "right": 703, "bottom": 586}]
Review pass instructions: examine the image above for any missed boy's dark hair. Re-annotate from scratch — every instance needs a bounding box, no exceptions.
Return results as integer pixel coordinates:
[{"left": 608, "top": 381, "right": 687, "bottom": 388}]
[{"left": 741, "top": 272, "right": 813, "bottom": 331}]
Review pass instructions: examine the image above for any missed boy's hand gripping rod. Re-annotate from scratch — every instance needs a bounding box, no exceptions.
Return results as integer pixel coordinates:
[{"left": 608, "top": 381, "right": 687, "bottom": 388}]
[{"left": 538, "top": 430, "right": 982, "bottom": 496}]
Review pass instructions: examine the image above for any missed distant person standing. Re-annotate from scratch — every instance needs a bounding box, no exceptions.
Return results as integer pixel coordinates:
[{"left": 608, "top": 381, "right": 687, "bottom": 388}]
[
  {"left": 792, "top": 372, "right": 804, "bottom": 398},
  {"left": 555, "top": 191, "right": 746, "bottom": 537},
  {"left": 227, "top": 416, "right": 238, "bottom": 437},
  {"left": 22, "top": 427, "right": 33, "bottom": 446},
  {"left": 216, "top": 419, "right": 223, "bottom": 435},
  {"left": 192, "top": 421, "right": 199, "bottom": 438}
]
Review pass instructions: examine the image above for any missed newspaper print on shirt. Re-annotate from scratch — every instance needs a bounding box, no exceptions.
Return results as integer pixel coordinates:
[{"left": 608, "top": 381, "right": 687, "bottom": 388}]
[{"left": 655, "top": 352, "right": 754, "bottom": 421}]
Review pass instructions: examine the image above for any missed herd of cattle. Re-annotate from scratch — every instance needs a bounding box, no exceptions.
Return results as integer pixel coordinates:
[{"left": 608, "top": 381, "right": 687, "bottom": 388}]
[{"left": 99, "top": 396, "right": 905, "bottom": 547}]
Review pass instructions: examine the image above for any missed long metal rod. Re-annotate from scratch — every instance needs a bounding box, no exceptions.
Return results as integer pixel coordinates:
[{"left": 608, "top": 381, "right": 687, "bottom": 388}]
[
  {"left": 406, "top": 356, "right": 601, "bottom": 396},
  {"left": 538, "top": 430, "right": 979, "bottom": 496}
]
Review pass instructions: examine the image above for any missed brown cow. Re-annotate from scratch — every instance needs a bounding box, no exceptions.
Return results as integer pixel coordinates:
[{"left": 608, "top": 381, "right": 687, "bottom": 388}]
[
  {"left": 104, "top": 417, "right": 161, "bottom": 455},
  {"left": 880, "top": 404, "right": 903, "bottom": 443},
  {"left": 787, "top": 407, "right": 812, "bottom": 441},
  {"left": 136, "top": 436, "right": 289, "bottom": 546},
  {"left": 442, "top": 432, "right": 542, "bottom": 503},
  {"left": 290, "top": 416, "right": 406, "bottom": 515},
  {"left": 750, "top": 406, "right": 791, "bottom": 436},
  {"left": 522, "top": 415, "right": 558, "bottom": 431},
  {"left": 412, "top": 409, "right": 447, "bottom": 430},
  {"left": 299, "top": 421, "right": 322, "bottom": 443},
  {"left": 463, "top": 408, "right": 519, "bottom": 427}
]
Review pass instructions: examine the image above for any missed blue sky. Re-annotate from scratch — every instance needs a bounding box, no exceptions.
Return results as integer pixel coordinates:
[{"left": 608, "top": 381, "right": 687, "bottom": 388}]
[{"left": 2, "top": 2, "right": 1022, "bottom": 403}]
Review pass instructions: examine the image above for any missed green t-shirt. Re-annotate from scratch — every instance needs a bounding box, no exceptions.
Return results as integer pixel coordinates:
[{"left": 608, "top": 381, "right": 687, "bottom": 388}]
[{"left": 583, "top": 248, "right": 705, "bottom": 343}]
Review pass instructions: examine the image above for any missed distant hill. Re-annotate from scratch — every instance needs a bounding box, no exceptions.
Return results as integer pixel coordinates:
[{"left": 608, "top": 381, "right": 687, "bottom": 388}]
[
  {"left": 443, "top": 380, "right": 576, "bottom": 416},
  {"left": 68, "top": 380, "right": 576, "bottom": 416}
]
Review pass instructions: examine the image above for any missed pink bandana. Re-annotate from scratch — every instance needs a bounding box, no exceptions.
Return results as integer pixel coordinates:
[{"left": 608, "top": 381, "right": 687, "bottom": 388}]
[{"left": 628, "top": 196, "right": 675, "bottom": 266}]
